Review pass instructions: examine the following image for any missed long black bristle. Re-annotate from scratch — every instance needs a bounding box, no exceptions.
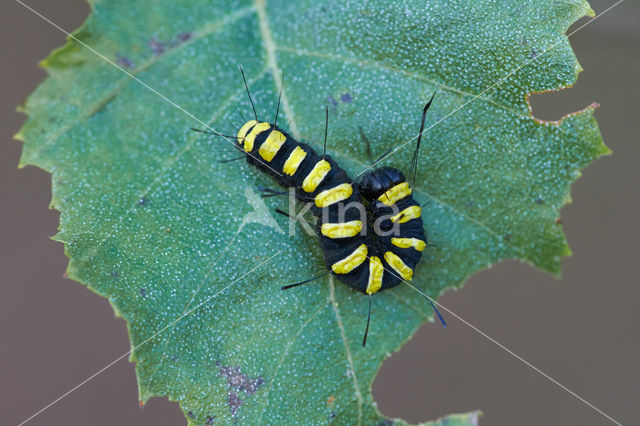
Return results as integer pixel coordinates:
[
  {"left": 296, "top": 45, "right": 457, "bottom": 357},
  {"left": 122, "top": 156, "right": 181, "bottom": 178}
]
[
  {"left": 218, "top": 156, "right": 245, "bottom": 164},
  {"left": 362, "top": 294, "right": 373, "bottom": 347},
  {"left": 258, "top": 187, "right": 288, "bottom": 198},
  {"left": 323, "top": 106, "right": 329, "bottom": 159},
  {"left": 190, "top": 127, "right": 240, "bottom": 139},
  {"left": 421, "top": 199, "right": 433, "bottom": 208},
  {"left": 274, "top": 69, "right": 284, "bottom": 127},
  {"left": 275, "top": 206, "right": 317, "bottom": 223},
  {"left": 239, "top": 65, "right": 258, "bottom": 121},
  {"left": 429, "top": 300, "right": 447, "bottom": 328},
  {"left": 281, "top": 272, "right": 328, "bottom": 290},
  {"left": 410, "top": 92, "right": 435, "bottom": 185}
]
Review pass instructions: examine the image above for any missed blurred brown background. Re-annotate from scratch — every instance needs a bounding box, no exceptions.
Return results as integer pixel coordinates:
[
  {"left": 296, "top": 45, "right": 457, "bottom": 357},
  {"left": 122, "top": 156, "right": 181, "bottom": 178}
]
[{"left": 1, "top": 1, "right": 638, "bottom": 425}]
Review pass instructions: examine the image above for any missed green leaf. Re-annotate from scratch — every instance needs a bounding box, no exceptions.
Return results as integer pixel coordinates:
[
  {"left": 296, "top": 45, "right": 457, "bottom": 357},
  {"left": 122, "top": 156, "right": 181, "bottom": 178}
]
[{"left": 16, "top": 0, "right": 606, "bottom": 423}]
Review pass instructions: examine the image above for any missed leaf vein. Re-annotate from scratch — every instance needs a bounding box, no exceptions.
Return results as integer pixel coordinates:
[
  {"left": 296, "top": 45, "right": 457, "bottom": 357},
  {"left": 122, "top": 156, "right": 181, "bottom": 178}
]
[
  {"left": 255, "top": 0, "right": 300, "bottom": 139},
  {"left": 257, "top": 301, "right": 330, "bottom": 424},
  {"left": 329, "top": 278, "right": 363, "bottom": 425}
]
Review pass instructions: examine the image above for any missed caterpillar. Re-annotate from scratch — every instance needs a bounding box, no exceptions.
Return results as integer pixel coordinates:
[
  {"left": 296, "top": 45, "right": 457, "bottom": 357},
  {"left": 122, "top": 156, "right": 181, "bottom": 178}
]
[{"left": 194, "top": 68, "right": 445, "bottom": 346}]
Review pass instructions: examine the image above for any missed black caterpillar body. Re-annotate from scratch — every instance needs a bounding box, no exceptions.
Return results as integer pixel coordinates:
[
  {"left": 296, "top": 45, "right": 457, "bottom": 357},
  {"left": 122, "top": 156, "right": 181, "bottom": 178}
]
[{"left": 236, "top": 120, "right": 427, "bottom": 295}]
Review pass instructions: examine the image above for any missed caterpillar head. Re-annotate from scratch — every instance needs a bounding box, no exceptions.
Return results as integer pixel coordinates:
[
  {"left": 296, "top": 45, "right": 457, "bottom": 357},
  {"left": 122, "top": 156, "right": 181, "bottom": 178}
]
[{"left": 358, "top": 167, "right": 406, "bottom": 202}]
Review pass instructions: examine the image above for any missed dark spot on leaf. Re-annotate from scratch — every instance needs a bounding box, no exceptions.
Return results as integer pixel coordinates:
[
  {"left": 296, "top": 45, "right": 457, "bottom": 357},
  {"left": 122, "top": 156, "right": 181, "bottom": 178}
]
[
  {"left": 170, "top": 355, "right": 178, "bottom": 362},
  {"left": 326, "top": 96, "right": 338, "bottom": 112},
  {"left": 111, "top": 270, "right": 120, "bottom": 278},
  {"left": 329, "top": 411, "right": 337, "bottom": 419},
  {"left": 187, "top": 411, "right": 194, "bottom": 418},
  {"left": 504, "top": 234, "right": 512, "bottom": 242},
  {"left": 138, "top": 197, "right": 147, "bottom": 206},
  {"left": 530, "top": 48, "right": 538, "bottom": 59},
  {"left": 149, "top": 32, "right": 191, "bottom": 55},
  {"left": 139, "top": 287, "right": 147, "bottom": 297},
  {"left": 535, "top": 198, "right": 544, "bottom": 205},
  {"left": 217, "top": 361, "right": 265, "bottom": 416},
  {"left": 116, "top": 54, "right": 134, "bottom": 69},
  {"left": 174, "top": 32, "right": 192, "bottom": 44},
  {"left": 218, "top": 363, "right": 264, "bottom": 395},
  {"left": 340, "top": 93, "right": 353, "bottom": 103},
  {"left": 206, "top": 415, "right": 214, "bottom": 425},
  {"left": 466, "top": 200, "right": 474, "bottom": 209},
  {"left": 148, "top": 37, "right": 165, "bottom": 55},
  {"left": 228, "top": 391, "right": 243, "bottom": 416}
]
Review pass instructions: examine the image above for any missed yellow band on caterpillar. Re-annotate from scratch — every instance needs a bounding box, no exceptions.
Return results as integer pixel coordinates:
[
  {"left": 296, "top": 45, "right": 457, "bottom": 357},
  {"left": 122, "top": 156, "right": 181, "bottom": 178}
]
[
  {"left": 243, "top": 122, "right": 271, "bottom": 152},
  {"left": 331, "top": 244, "right": 368, "bottom": 274},
  {"left": 237, "top": 120, "right": 257, "bottom": 143},
  {"left": 282, "top": 146, "right": 307, "bottom": 176},
  {"left": 391, "top": 205, "right": 422, "bottom": 224},
  {"left": 391, "top": 237, "right": 426, "bottom": 252},
  {"left": 315, "top": 183, "right": 353, "bottom": 207},
  {"left": 384, "top": 251, "right": 414, "bottom": 281},
  {"left": 259, "top": 130, "right": 286, "bottom": 161},
  {"left": 378, "top": 182, "right": 412, "bottom": 206},
  {"left": 366, "top": 256, "right": 384, "bottom": 294},
  {"left": 320, "top": 220, "right": 362, "bottom": 239},
  {"left": 302, "top": 159, "right": 331, "bottom": 192}
]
